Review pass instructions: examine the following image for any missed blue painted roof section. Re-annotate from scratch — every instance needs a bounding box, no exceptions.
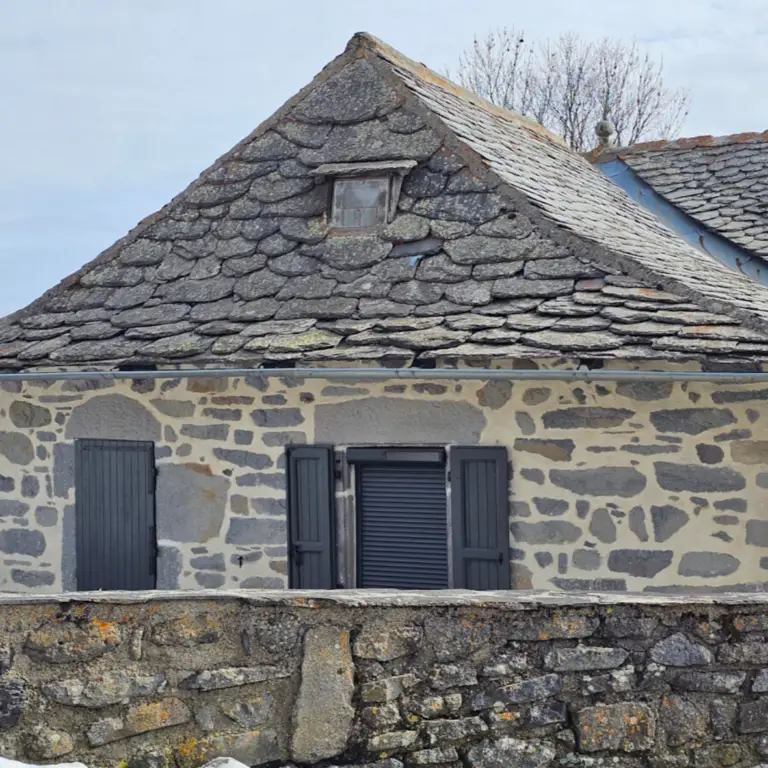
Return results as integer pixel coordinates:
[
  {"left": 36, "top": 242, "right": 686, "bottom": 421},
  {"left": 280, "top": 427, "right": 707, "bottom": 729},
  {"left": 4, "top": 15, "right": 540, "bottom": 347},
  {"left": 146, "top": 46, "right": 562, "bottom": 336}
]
[{"left": 597, "top": 158, "right": 768, "bottom": 287}]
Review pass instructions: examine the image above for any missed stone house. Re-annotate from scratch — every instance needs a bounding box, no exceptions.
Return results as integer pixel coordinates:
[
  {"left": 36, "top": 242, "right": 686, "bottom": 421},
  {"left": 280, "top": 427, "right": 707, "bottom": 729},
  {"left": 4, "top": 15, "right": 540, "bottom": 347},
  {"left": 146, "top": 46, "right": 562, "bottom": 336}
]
[{"left": 0, "top": 33, "right": 767, "bottom": 595}]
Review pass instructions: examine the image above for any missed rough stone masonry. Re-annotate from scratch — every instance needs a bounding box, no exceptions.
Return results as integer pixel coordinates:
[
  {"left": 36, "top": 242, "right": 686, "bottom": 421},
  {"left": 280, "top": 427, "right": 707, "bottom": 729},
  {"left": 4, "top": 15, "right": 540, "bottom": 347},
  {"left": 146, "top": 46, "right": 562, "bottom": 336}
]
[
  {"left": 1, "top": 590, "right": 768, "bottom": 768},
  {"left": 0, "top": 367, "right": 767, "bottom": 593}
]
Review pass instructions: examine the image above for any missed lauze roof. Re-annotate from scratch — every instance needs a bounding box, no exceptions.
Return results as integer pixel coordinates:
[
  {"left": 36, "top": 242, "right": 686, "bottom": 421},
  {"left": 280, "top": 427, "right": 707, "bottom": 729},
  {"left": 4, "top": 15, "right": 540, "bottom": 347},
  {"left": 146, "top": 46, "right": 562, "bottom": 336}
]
[{"left": 2, "top": 33, "right": 768, "bottom": 371}]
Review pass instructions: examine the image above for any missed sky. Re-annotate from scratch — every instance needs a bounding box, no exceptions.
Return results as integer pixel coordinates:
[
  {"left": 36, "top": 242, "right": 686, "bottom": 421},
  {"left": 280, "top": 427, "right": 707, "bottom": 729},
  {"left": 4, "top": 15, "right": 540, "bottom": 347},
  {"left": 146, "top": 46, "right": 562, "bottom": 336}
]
[{"left": 1, "top": 0, "right": 767, "bottom": 317}]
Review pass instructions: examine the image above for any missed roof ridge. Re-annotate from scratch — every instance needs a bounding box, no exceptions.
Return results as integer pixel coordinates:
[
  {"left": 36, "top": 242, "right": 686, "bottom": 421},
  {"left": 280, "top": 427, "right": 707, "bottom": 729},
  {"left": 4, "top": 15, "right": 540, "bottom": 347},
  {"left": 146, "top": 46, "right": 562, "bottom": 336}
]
[
  {"left": 363, "top": 41, "right": 768, "bottom": 336},
  {"left": 591, "top": 129, "right": 768, "bottom": 161},
  {"left": 350, "top": 32, "right": 569, "bottom": 151}
]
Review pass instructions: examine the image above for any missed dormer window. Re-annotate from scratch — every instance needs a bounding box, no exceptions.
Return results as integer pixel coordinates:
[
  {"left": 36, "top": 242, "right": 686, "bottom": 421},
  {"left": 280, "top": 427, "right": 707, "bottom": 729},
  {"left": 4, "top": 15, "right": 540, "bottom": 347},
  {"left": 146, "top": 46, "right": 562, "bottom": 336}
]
[
  {"left": 310, "top": 160, "right": 416, "bottom": 230},
  {"left": 332, "top": 177, "right": 389, "bottom": 228}
]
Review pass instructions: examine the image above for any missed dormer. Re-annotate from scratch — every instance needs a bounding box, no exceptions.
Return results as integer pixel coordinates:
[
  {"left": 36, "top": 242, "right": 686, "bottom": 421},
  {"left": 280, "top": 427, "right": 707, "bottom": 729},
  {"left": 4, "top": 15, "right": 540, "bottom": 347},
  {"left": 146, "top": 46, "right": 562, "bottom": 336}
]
[{"left": 309, "top": 160, "right": 416, "bottom": 231}]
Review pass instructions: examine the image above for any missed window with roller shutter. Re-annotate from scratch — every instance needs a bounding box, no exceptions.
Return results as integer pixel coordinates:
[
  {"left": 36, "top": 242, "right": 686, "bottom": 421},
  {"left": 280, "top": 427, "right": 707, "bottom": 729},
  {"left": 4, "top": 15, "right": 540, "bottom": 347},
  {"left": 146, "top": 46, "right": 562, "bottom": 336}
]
[{"left": 286, "top": 444, "right": 510, "bottom": 590}]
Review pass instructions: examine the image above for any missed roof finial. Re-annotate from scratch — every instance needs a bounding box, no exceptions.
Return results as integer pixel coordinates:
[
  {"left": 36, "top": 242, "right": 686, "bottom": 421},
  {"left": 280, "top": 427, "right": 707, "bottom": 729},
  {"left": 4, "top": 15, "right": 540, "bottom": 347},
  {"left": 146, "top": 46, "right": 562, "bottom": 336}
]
[{"left": 595, "top": 119, "right": 616, "bottom": 148}]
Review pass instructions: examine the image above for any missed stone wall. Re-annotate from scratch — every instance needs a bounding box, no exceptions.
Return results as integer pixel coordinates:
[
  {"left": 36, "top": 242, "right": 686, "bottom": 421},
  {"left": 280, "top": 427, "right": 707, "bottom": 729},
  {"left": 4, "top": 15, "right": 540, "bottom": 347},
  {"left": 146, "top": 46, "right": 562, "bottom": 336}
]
[
  {"left": 0, "top": 366, "right": 766, "bottom": 592},
  {"left": 1, "top": 591, "right": 768, "bottom": 767}
]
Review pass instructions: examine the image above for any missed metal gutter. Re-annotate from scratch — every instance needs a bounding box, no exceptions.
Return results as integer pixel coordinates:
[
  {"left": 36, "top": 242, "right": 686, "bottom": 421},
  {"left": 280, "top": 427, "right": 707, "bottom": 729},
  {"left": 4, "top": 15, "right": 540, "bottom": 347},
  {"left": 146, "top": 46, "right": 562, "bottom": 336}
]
[
  {"left": 0, "top": 367, "right": 767, "bottom": 384},
  {"left": 596, "top": 159, "right": 768, "bottom": 287}
]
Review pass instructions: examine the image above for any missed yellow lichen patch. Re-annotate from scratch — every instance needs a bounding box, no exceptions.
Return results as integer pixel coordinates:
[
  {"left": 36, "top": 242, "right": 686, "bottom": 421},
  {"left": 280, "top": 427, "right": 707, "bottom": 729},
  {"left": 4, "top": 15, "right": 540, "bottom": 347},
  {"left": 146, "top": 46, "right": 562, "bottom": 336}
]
[
  {"left": 271, "top": 329, "right": 341, "bottom": 352},
  {"left": 25, "top": 619, "right": 121, "bottom": 662},
  {"left": 152, "top": 613, "right": 221, "bottom": 647},
  {"left": 175, "top": 737, "right": 200, "bottom": 761},
  {"left": 733, "top": 615, "right": 768, "bottom": 633},
  {"left": 174, "top": 736, "right": 218, "bottom": 768},
  {"left": 90, "top": 618, "right": 119, "bottom": 638},
  {"left": 125, "top": 698, "right": 190, "bottom": 736}
]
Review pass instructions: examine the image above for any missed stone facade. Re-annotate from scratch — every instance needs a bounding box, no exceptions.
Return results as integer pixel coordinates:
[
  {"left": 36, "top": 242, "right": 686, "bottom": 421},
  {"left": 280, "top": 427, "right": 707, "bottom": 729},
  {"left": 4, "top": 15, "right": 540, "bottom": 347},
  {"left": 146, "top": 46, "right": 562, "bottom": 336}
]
[
  {"left": 0, "top": 591, "right": 767, "bottom": 767},
  {"left": 0, "top": 364, "right": 766, "bottom": 593}
]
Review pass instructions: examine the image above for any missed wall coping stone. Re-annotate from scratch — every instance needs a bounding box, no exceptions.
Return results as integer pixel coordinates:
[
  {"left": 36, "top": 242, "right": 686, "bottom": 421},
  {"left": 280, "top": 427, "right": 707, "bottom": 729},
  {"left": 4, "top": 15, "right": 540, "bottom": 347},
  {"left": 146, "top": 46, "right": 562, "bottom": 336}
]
[{"left": 3, "top": 588, "right": 768, "bottom": 608}]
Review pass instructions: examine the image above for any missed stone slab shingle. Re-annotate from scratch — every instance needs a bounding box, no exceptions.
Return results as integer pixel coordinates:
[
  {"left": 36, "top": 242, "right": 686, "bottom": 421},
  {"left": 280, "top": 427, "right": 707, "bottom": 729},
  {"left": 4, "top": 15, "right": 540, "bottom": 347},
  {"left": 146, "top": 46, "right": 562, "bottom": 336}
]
[{"left": 2, "top": 34, "right": 768, "bottom": 370}]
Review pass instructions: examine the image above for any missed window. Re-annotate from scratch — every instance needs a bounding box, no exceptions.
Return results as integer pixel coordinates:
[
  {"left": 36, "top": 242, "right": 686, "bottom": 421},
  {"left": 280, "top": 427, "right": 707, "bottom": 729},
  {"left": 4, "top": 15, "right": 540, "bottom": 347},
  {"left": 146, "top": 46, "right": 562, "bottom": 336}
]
[
  {"left": 332, "top": 177, "right": 389, "bottom": 229},
  {"left": 309, "top": 160, "right": 417, "bottom": 230},
  {"left": 286, "top": 444, "right": 511, "bottom": 591}
]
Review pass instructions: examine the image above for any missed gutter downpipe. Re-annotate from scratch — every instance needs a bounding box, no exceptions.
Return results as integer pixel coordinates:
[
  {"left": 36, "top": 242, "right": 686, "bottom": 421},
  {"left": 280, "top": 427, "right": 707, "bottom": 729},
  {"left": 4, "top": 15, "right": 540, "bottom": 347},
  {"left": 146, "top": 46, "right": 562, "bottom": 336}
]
[{"left": 0, "top": 368, "right": 767, "bottom": 384}]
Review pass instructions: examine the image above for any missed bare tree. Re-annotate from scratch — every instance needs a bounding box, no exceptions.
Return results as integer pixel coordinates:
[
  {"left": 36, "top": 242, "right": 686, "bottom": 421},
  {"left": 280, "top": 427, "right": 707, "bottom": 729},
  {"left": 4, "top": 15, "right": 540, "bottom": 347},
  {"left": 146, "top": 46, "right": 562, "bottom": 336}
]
[{"left": 452, "top": 28, "right": 690, "bottom": 151}]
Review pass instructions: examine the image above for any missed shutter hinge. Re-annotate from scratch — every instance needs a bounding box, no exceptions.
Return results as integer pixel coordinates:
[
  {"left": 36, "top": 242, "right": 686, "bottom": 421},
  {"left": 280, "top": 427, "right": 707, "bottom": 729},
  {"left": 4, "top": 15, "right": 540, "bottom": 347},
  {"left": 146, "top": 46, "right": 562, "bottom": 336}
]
[{"left": 334, "top": 454, "right": 343, "bottom": 481}]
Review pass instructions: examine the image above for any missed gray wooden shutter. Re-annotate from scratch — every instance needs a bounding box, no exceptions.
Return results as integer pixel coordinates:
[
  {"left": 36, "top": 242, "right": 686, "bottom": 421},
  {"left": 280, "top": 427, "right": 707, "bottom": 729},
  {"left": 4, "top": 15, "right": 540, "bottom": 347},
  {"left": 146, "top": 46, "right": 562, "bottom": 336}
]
[
  {"left": 75, "top": 439, "right": 156, "bottom": 591},
  {"left": 450, "top": 446, "right": 510, "bottom": 590},
  {"left": 357, "top": 463, "right": 449, "bottom": 589},
  {"left": 287, "top": 446, "right": 336, "bottom": 589}
]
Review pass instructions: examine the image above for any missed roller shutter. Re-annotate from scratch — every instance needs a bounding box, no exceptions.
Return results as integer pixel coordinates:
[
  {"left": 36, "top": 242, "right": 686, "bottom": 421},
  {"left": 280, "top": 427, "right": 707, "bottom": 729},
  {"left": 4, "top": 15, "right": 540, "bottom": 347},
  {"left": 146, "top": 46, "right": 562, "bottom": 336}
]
[{"left": 357, "top": 462, "right": 449, "bottom": 589}]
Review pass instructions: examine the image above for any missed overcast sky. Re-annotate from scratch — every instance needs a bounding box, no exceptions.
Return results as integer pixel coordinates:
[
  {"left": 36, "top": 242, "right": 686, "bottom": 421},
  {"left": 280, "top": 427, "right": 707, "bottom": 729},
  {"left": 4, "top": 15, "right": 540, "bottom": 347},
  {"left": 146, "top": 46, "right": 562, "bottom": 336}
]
[{"left": 1, "top": 0, "right": 767, "bottom": 317}]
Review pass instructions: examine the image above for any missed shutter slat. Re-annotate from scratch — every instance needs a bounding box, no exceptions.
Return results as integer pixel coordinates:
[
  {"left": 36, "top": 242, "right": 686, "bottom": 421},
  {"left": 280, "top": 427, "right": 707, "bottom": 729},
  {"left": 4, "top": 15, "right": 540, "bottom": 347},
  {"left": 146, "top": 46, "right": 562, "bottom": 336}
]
[
  {"left": 287, "top": 446, "right": 335, "bottom": 589},
  {"left": 359, "top": 463, "right": 448, "bottom": 589},
  {"left": 450, "top": 446, "right": 510, "bottom": 590}
]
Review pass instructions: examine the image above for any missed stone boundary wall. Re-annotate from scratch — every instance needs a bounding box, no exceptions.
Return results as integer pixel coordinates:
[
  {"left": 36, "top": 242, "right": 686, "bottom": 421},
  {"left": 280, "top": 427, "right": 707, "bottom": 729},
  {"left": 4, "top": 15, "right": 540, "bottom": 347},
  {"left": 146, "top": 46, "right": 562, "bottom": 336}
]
[{"left": 0, "top": 590, "right": 767, "bottom": 767}]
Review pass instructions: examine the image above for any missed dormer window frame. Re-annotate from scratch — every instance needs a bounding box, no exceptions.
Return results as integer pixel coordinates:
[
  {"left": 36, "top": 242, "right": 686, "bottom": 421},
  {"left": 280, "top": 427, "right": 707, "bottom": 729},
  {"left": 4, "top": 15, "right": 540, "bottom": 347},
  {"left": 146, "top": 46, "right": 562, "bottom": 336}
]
[
  {"left": 309, "top": 160, "right": 417, "bottom": 232},
  {"left": 332, "top": 175, "right": 391, "bottom": 231}
]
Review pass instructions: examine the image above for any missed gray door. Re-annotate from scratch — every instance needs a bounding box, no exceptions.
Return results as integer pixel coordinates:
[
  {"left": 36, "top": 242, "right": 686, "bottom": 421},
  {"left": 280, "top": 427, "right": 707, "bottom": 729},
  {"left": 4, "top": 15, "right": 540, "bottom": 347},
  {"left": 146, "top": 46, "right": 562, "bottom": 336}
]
[
  {"left": 357, "top": 462, "right": 449, "bottom": 589},
  {"left": 75, "top": 439, "right": 156, "bottom": 590}
]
